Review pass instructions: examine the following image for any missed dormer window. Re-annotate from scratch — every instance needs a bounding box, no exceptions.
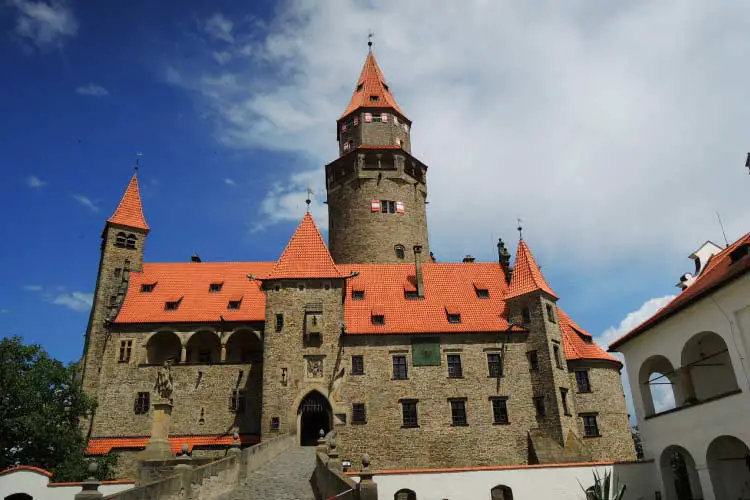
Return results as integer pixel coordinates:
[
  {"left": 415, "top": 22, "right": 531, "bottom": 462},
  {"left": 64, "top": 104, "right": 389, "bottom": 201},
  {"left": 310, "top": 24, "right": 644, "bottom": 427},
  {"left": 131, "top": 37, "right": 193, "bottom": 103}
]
[
  {"left": 227, "top": 300, "right": 241, "bottom": 310},
  {"left": 356, "top": 83, "right": 364, "bottom": 92},
  {"left": 371, "top": 314, "right": 385, "bottom": 325},
  {"left": 164, "top": 299, "right": 181, "bottom": 311},
  {"left": 447, "top": 314, "right": 461, "bottom": 324},
  {"left": 404, "top": 290, "right": 419, "bottom": 300},
  {"left": 141, "top": 283, "right": 156, "bottom": 293},
  {"left": 382, "top": 82, "right": 389, "bottom": 92},
  {"left": 474, "top": 285, "right": 490, "bottom": 299},
  {"left": 369, "top": 95, "right": 379, "bottom": 102},
  {"left": 209, "top": 283, "right": 223, "bottom": 293},
  {"left": 352, "top": 290, "right": 365, "bottom": 300}
]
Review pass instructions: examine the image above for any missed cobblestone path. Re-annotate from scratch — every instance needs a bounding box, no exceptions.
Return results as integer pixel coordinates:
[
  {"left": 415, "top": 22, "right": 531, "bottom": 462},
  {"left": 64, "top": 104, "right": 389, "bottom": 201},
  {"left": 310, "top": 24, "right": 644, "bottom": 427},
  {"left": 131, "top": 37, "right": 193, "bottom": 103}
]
[{"left": 221, "top": 445, "right": 317, "bottom": 500}]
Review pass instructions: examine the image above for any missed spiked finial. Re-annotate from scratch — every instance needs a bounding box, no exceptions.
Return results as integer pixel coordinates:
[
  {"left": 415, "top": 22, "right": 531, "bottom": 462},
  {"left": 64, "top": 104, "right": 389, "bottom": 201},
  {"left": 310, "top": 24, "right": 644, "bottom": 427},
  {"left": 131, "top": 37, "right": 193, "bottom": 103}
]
[
  {"left": 517, "top": 218, "right": 523, "bottom": 240},
  {"left": 134, "top": 152, "right": 143, "bottom": 173},
  {"left": 368, "top": 32, "right": 373, "bottom": 51}
]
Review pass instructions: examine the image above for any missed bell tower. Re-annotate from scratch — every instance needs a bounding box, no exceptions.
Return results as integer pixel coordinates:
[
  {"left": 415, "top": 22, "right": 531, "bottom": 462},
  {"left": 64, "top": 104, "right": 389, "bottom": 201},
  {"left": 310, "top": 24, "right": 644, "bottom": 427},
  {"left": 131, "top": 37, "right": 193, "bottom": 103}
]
[{"left": 326, "top": 45, "right": 430, "bottom": 264}]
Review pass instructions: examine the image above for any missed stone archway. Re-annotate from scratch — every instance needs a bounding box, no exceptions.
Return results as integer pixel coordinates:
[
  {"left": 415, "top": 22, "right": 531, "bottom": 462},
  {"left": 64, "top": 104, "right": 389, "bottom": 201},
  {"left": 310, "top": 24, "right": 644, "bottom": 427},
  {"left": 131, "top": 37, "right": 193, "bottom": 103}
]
[
  {"left": 660, "top": 445, "right": 703, "bottom": 500},
  {"left": 298, "top": 390, "right": 332, "bottom": 446}
]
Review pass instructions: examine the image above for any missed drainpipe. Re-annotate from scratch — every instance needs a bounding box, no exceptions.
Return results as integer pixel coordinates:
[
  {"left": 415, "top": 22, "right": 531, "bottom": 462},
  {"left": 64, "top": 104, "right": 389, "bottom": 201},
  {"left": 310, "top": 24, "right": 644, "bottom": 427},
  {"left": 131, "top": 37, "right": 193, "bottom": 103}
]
[{"left": 413, "top": 245, "right": 424, "bottom": 298}]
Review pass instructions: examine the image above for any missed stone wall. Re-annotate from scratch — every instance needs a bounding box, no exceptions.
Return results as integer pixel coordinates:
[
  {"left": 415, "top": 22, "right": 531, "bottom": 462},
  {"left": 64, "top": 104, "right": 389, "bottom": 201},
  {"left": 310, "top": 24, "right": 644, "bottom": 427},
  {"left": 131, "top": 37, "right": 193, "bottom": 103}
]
[
  {"left": 569, "top": 360, "right": 637, "bottom": 462},
  {"left": 338, "top": 110, "right": 412, "bottom": 155}
]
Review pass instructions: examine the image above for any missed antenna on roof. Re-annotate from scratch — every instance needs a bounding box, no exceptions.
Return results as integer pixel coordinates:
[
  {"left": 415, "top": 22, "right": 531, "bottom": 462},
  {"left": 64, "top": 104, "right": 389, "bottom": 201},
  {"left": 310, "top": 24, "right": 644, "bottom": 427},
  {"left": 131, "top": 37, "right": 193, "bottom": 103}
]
[
  {"left": 134, "top": 152, "right": 143, "bottom": 173},
  {"left": 368, "top": 32, "right": 374, "bottom": 51},
  {"left": 717, "top": 212, "right": 729, "bottom": 248},
  {"left": 517, "top": 217, "right": 523, "bottom": 240}
]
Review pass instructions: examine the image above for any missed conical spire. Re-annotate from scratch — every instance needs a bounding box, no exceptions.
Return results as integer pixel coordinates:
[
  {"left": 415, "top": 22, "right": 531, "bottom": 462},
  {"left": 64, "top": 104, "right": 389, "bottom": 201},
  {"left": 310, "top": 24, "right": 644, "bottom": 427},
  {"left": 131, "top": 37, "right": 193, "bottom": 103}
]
[
  {"left": 505, "top": 239, "right": 557, "bottom": 299},
  {"left": 265, "top": 213, "right": 344, "bottom": 280},
  {"left": 107, "top": 173, "right": 149, "bottom": 232},
  {"left": 340, "top": 51, "right": 407, "bottom": 120}
]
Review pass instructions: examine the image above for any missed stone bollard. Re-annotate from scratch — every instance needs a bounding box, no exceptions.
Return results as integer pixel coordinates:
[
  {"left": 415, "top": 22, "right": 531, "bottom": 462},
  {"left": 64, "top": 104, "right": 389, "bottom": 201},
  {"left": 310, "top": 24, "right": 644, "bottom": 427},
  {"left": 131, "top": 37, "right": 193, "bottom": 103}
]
[
  {"left": 174, "top": 444, "right": 194, "bottom": 499},
  {"left": 74, "top": 462, "right": 104, "bottom": 500},
  {"left": 316, "top": 429, "right": 327, "bottom": 454},
  {"left": 357, "top": 453, "right": 378, "bottom": 500},
  {"left": 228, "top": 432, "right": 242, "bottom": 458},
  {"left": 327, "top": 437, "right": 341, "bottom": 471}
]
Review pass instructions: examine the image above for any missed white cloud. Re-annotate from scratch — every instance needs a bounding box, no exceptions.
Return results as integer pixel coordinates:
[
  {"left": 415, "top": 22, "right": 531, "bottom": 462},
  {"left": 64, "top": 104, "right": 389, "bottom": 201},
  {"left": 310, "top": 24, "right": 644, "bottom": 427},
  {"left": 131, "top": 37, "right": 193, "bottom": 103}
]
[
  {"left": 252, "top": 170, "right": 327, "bottom": 232},
  {"left": 212, "top": 51, "right": 232, "bottom": 65},
  {"left": 10, "top": 0, "right": 78, "bottom": 49},
  {"left": 76, "top": 83, "right": 109, "bottom": 97},
  {"left": 50, "top": 291, "right": 93, "bottom": 312},
  {"left": 224, "top": 178, "right": 237, "bottom": 186},
  {"left": 73, "top": 194, "right": 99, "bottom": 213},
  {"left": 23, "top": 285, "right": 43, "bottom": 292},
  {"left": 599, "top": 294, "right": 676, "bottom": 348},
  {"left": 168, "top": 1, "right": 750, "bottom": 266},
  {"left": 0, "top": 309, "right": 9, "bottom": 314},
  {"left": 204, "top": 13, "right": 234, "bottom": 43},
  {"left": 25, "top": 175, "right": 46, "bottom": 188}
]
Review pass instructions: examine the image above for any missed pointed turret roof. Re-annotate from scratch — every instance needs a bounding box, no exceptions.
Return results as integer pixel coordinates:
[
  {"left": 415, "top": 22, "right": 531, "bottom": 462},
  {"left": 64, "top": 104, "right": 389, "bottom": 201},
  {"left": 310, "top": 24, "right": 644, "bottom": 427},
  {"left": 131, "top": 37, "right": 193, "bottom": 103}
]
[
  {"left": 340, "top": 51, "right": 407, "bottom": 120},
  {"left": 264, "top": 213, "right": 344, "bottom": 280},
  {"left": 107, "top": 173, "right": 149, "bottom": 232},
  {"left": 505, "top": 239, "right": 558, "bottom": 300}
]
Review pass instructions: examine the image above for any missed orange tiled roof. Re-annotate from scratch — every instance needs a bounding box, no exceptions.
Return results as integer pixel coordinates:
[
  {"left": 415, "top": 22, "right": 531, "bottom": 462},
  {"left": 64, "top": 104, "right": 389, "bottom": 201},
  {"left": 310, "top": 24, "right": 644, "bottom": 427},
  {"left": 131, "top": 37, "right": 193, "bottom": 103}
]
[
  {"left": 107, "top": 173, "right": 149, "bottom": 231},
  {"left": 505, "top": 239, "right": 558, "bottom": 300},
  {"left": 340, "top": 51, "right": 407, "bottom": 120},
  {"left": 338, "top": 263, "right": 521, "bottom": 334},
  {"left": 114, "top": 262, "right": 274, "bottom": 324},
  {"left": 610, "top": 232, "right": 750, "bottom": 350},
  {"left": 0, "top": 465, "right": 53, "bottom": 477},
  {"left": 263, "top": 213, "right": 345, "bottom": 280},
  {"left": 558, "top": 308, "right": 619, "bottom": 364},
  {"left": 86, "top": 434, "right": 260, "bottom": 455}
]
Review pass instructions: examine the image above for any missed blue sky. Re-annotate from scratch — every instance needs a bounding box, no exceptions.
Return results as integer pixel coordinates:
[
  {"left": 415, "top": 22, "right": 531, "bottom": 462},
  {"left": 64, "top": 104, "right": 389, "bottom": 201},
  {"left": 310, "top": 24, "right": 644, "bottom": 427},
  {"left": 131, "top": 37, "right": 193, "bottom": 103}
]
[{"left": 0, "top": 0, "right": 747, "bottom": 421}]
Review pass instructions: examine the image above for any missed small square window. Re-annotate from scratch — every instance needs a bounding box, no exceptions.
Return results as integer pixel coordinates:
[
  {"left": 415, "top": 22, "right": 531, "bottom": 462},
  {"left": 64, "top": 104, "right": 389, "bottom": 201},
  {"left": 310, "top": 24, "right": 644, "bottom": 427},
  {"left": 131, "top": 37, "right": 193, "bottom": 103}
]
[
  {"left": 575, "top": 370, "right": 591, "bottom": 393},
  {"left": 352, "top": 290, "right": 365, "bottom": 300},
  {"left": 119, "top": 339, "right": 133, "bottom": 363},
  {"left": 447, "top": 313, "right": 461, "bottom": 324},
  {"left": 297, "top": 283, "right": 305, "bottom": 291},
  {"left": 561, "top": 388, "right": 571, "bottom": 415},
  {"left": 447, "top": 354, "right": 463, "bottom": 378},
  {"left": 371, "top": 314, "right": 385, "bottom": 325},
  {"left": 228, "top": 300, "right": 241, "bottom": 310},
  {"left": 450, "top": 399, "right": 467, "bottom": 426},
  {"left": 533, "top": 396, "right": 546, "bottom": 418},
  {"left": 393, "top": 355, "right": 408, "bottom": 380},
  {"left": 271, "top": 417, "right": 280, "bottom": 431},
  {"left": 487, "top": 353, "right": 503, "bottom": 378},
  {"left": 352, "top": 403, "right": 366, "bottom": 424},
  {"left": 583, "top": 415, "right": 600, "bottom": 437},
  {"left": 491, "top": 398, "right": 509, "bottom": 424},
  {"left": 114, "top": 268, "right": 122, "bottom": 278},
  {"left": 134, "top": 392, "right": 150, "bottom": 414},
  {"left": 369, "top": 95, "right": 379, "bottom": 102},
  {"left": 165, "top": 300, "right": 180, "bottom": 311},
  {"left": 528, "top": 350, "right": 539, "bottom": 372},
  {"left": 476, "top": 288, "right": 490, "bottom": 299},
  {"left": 394, "top": 245, "right": 405, "bottom": 259},
  {"left": 351, "top": 355, "right": 364, "bottom": 375},
  {"left": 401, "top": 400, "right": 418, "bottom": 427},
  {"left": 546, "top": 304, "right": 556, "bottom": 323},
  {"left": 140, "top": 283, "right": 155, "bottom": 293},
  {"left": 209, "top": 283, "right": 223, "bottom": 293},
  {"left": 275, "top": 314, "right": 284, "bottom": 332}
]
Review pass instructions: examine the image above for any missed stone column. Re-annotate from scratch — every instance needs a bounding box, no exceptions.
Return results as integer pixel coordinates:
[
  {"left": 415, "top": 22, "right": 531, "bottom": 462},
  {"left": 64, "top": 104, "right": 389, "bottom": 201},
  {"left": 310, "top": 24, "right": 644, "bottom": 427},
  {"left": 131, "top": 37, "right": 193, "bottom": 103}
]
[
  {"left": 357, "top": 454, "right": 378, "bottom": 500},
  {"left": 174, "top": 445, "right": 194, "bottom": 500},
  {"left": 221, "top": 344, "right": 227, "bottom": 362},
  {"left": 180, "top": 345, "right": 187, "bottom": 363},
  {"left": 139, "top": 399, "right": 174, "bottom": 460},
  {"left": 74, "top": 463, "right": 104, "bottom": 500}
]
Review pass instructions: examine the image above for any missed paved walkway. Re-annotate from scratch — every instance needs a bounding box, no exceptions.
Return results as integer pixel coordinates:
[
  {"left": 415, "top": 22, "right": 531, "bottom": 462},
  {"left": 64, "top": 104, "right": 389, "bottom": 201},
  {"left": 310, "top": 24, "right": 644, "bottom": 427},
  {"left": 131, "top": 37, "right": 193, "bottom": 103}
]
[{"left": 221, "top": 445, "right": 317, "bottom": 500}]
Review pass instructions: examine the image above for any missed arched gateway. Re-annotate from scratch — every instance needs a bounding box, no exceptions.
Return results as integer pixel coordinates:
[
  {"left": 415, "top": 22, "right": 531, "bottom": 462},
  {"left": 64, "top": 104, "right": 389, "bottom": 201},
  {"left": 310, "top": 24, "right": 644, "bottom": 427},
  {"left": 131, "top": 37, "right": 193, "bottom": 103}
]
[{"left": 298, "top": 391, "right": 332, "bottom": 446}]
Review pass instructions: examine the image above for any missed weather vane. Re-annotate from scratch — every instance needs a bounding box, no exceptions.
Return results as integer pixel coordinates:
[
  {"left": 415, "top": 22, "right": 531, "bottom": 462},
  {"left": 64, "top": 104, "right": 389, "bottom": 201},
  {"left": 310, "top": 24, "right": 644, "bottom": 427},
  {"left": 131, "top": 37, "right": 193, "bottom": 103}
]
[
  {"left": 368, "top": 32, "right": 374, "bottom": 50},
  {"left": 305, "top": 185, "right": 313, "bottom": 212},
  {"left": 517, "top": 217, "right": 523, "bottom": 240},
  {"left": 134, "top": 152, "right": 143, "bottom": 172}
]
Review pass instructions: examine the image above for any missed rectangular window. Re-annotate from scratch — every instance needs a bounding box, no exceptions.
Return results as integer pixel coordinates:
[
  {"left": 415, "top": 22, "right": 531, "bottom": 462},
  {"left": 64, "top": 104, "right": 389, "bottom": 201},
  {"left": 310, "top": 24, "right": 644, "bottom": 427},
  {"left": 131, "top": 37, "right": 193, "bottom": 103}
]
[
  {"left": 450, "top": 399, "right": 468, "bottom": 426},
  {"left": 352, "top": 290, "right": 365, "bottom": 300},
  {"left": 275, "top": 313, "right": 284, "bottom": 332},
  {"left": 487, "top": 353, "right": 503, "bottom": 378},
  {"left": 230, "top": 389, "right": 246, "bottom": 414},
  {"left": 165, "top": 301, "right": 180, "bottom": 311},
  {"left": 227, "top": 300, "right": 241, "bottom": 310},
  {"left": 447, "top": 354, "right": 463, "bottom": 378},
  {"left": 533, "top": 396, "right": 546, "bottom": 418},
  {"left": 114, "top": 268, "right": 122, "bottom": 278},
  {"left": 447, "top": 313, "right": 461, "bottom": 324},
  {"left": 351, "top": 355, "right": 364, "bottom": 375},
  {"left": 371, "top": 314, "right": 385, "bottom": 325},
  {"left": 491, "top": 397, "right": 509, "bottom": 424},
  {"left": 401, "top": 400, "right": 418, "bottom": 427},
  {"left": 546, "top": 303, "right": 556, "bottom": 323},
  {"left": 271, "top": 417, "right": 280, "bottom": 431},
  {"left": 393, "top": 355, "right": 408, "bottom": 380},
  {"left": 134, "top": 392, "right": 150, "bottom": 414},
  {"left": 553, "top": 343, "right": 563, "bottom": 369},
  {"left": 380, "top": 200, "right": 396, "bottom": 214},
  {"left": 561, "top": 388, "right": 571, "bottom": 415},
  {"left": 583, "top": 415, "right": 600, "bottom": 437},
  {"left": 527, "top": 350, "right": 539, "bottom": 372},
  {"left": 119, "top": 339, "right": 133, "bottom": 363},
  {"left": 575, "top": 370, "right": 591, "bottom": 393},
  {"left": 476, "top": 288, "right": 490, "bottom": 298},
  {"left": 140, "top": 283, "right": 155, "bottom": 292},
  {"left": 209, "top": 283, "right": 223, "bottom": 293},
  {"left": 352, "top": 403, "right": 366, "bottom": 424}
]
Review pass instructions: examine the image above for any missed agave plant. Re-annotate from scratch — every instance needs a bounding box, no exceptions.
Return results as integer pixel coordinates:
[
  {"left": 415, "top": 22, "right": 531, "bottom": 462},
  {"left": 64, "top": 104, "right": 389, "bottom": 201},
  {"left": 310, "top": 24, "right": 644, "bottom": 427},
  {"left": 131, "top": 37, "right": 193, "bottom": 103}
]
[{"left": 580, "top": 470, "right": 627, "bottom": 500}]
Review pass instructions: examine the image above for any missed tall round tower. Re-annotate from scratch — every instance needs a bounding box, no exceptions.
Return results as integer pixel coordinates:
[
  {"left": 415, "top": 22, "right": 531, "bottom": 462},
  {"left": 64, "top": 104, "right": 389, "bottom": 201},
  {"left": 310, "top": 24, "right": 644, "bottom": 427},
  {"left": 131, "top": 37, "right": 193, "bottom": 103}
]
[{"left": 326, "top": 48, "right": 430, "bottom": 264}]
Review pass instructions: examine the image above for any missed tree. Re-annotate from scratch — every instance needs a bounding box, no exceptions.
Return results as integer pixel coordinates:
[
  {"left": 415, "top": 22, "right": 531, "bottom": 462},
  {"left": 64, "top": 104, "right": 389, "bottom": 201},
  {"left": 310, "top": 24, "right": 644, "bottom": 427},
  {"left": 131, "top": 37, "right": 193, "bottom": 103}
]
[{"left": 0, "top": 336, "right": 116, "bottom": 481}]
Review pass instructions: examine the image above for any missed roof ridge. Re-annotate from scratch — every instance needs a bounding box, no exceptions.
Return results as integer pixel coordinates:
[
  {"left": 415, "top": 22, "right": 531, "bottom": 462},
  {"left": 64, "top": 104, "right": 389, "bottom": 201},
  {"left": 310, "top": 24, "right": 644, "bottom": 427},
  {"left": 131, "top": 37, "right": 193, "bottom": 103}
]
[{"left": 107, "top": 173, "right": 149, "bottom": 231}]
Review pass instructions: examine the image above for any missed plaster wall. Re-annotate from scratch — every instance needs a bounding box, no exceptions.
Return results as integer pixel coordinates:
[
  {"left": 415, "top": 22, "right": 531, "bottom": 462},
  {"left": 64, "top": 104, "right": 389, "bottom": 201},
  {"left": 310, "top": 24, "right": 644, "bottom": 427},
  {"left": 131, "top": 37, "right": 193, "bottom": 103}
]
[{"left": 0, "top": 469, "right": 133, "bottom": 500}]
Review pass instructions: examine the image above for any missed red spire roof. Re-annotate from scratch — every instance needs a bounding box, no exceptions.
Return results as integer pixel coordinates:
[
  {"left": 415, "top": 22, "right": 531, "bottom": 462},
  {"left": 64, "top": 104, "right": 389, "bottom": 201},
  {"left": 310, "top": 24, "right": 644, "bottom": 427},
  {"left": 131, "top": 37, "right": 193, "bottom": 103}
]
[
  {"left": 340, "top": 51, "right": 407, "bottom": 120},
  {"left": 264, "top": 213, "right": 344, "bottom": 280},
  {"left": 505, "top": 239, "right": 558, "bottom": 300},
  {"left": 107, "top": 173, "right": 149, "bottom": 232}
]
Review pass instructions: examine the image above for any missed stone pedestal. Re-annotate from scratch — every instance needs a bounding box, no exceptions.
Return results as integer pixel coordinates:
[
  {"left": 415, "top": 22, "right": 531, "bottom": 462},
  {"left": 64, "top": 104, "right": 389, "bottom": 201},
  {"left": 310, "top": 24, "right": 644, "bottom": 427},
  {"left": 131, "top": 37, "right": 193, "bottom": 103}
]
[{"left": 138, "top": 400, "right": 173, "bottom": 460}]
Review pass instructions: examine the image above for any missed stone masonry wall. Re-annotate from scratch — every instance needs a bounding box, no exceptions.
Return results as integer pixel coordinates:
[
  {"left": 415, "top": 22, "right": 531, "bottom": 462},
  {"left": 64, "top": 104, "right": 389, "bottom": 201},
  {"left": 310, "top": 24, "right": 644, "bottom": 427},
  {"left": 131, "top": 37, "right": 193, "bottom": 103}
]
[
  {"left": 334, "top": 332, "right": 536, "bottom": 470},
  {"left": 261, "top": 279, "right": 347, "bottom": 438},
  {"left": 338, "top": 111, "right": 412, "bottom": 155},
  {"left": 327, "top": 174, "right": 429, "bottom": 264},
  {"left": 569, "top": 360, "right": 636, "bottom": 462}
]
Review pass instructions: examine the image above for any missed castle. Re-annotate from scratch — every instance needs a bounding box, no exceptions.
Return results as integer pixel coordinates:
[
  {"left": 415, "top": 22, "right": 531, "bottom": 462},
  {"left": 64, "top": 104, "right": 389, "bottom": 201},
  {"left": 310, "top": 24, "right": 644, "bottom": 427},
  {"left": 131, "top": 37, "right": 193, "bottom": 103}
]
[{"left": 80, "top": 48, "right": 635, "bottom": 477}]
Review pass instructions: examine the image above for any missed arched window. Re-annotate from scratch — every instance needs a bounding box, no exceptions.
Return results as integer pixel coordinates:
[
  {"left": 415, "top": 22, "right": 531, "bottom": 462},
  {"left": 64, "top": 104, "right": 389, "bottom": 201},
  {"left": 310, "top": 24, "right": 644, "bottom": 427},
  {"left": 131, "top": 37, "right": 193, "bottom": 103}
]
[
  {"left": 394, "top": 244, "right": 405, "bottom": 260},
  {"left": 146, "top": 331, "right": 181, "bottom": 364},
  {"left": 681, "top": 331, "right": 738, "bottom": 402},
  {"left": 126, "top": 234, "right": 137, "bottom": 249},
  {"left": 660, "top": 445, "right": 703, "bottom": 500},
  {"left": 115, "top": 232, "right": 127, "bottom": 247},
  {"left": 491, "top": 485, "right": 514, "bottom": 500},
  {"left": 394, "top": 489, "right": 416, "bottom": 500},
  {"left": 638, "top": 355, "right": 678, "bottom": 416},
  {"left": 707, "top": 435, "right": 750, "bottom": 500},
  {"left": 186, "top": 331, "right": 221, "bottom": 364}
]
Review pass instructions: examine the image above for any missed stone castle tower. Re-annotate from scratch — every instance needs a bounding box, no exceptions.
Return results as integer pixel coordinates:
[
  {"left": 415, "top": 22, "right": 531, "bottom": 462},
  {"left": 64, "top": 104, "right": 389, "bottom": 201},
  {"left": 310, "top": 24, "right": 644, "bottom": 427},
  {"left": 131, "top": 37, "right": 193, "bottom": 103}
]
[{"left": 326, "top": 49, "right": 430, "bottom": 264}]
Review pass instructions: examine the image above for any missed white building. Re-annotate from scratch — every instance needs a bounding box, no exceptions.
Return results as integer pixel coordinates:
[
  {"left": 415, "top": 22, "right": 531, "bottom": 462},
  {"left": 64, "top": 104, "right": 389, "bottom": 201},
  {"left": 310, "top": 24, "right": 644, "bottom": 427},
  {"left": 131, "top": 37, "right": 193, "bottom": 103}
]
[
  {"left": 610, "top": 233, "right": 750, "bottom": 500},
  {"left": 0, "top": 466, "right": 134, "bottom": 500}
]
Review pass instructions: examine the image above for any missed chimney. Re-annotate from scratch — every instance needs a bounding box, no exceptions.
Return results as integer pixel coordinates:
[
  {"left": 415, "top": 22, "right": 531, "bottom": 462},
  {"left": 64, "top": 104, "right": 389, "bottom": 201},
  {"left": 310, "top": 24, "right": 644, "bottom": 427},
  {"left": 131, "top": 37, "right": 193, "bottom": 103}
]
[
  {"left": 191, "top": 254, "right": 202, "bottom": 263},
  {"left": 497, "top": 238, "right": 511, "bottom": 284},
  {"left": 462, "top": 255, "right": 475, "bottom": 263},
  {"left": 413, "top": 244, "right": 425, "bottom": 298}
]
